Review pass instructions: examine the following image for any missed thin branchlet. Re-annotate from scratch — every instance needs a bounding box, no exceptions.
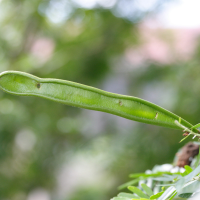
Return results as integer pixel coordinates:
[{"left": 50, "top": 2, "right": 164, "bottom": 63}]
[{"left": 175, "top": 120, "right": 200, "bottom": 138}]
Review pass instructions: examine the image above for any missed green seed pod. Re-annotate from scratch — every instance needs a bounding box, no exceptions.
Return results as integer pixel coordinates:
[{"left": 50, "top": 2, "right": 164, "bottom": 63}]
[{"left": 0, "top": 71, "right": 195, "bottom": 130}]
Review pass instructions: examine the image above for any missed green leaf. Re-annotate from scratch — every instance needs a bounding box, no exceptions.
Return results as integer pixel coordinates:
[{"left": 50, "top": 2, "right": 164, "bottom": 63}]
[
  {"left": 175, "top": 177, "right": 185, "bottom": 192},
  {"left": 178, "top": 193, "right": 193, "bottom": 198},
  {"left": 184, "top": 165, "right": 193, "bottom": 174},
  {"left": 192, "top": 123, "right": 200, "bottom": 129},
  {"left": 139, "top": 199, "right": 150, "bottom": 200},
  {"left": 141, "top": 184, "right": 154, "bottom": 196},
  {"left": 111, "top": 197, "right": 130, "bottom": 200},
  {"left": 179, "top": 134, "right": 191, "bottom": 143},
  {"left": 176, "top": 165, "right": 200, "bottom": 192},
  {"left": 129, "top": 172, "right": 176, "bottom": 178},
  {"left": 118, "top": 193, "right": 139, "bottom": 199},
  {"left": 185, "top": 169, "right": 200, "bottom": 183},
  {"left": 157, "top": 186, "right": 176, "bottom": 200},
  {"left": 150, "top": 191, "right": 164, "bottom": 199},
  {"left": 181, "top": 179, "right": 200, "bottom": 194},
  {"left": 118, "top": 178, "right": 140, "bottom": 190},
  {"left": 153, "top": 176, "right": 174, "bottom": 182},
  {"left": 128, "top": 186, "right": 149, "bottom": 199},
  {"left": 156, "top": 184, "right": 175, "bottom": 187},
  {"left": 181, "top": 170, "right": 188, "bottom": 177},
  {"left": 168, "top": 191, "right": 177, "bottom": 200},
  {"left": 129, "top": 173, "right": 154, "bottom": 178},
  {"left": 181, "top": 166, "right": 193, "bottom": 176},
  {"left": 132, "top": 199, "right": 146, "bottom": 200},
  {"left": 129, "top": 172, "right": 164, "bottom": 178}
]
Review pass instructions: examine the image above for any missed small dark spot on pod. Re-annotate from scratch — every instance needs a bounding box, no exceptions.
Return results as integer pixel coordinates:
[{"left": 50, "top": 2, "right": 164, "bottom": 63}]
[
  {"left": 119, "top": 100, "right": 122, "bottom": 106},
  {"left": 36, "top": 83, "right": 41, "bottom": 89}
]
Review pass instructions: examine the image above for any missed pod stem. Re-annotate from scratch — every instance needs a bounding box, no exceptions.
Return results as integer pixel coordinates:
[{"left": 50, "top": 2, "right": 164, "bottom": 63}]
[{"left": 175, "top": 120, "right": 200, "bottom": 139}]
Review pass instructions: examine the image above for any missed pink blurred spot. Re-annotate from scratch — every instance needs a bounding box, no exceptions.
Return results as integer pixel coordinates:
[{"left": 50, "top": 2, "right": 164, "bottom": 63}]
[
  {"left": 125, "top": 18, "right": 200, "bottom": 65},
  {"left": 31, "top": 38, "right": 55, "bottom": 64}
]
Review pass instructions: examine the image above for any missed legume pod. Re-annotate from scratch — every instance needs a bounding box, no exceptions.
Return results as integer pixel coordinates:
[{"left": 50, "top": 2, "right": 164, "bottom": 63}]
[{"left": 0, "top": 71, "right": 195, "bottom": 131}]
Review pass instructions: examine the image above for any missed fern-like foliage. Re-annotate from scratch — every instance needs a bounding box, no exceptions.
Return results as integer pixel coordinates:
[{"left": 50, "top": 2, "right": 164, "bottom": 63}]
[{"left": 111, "top": 143, "right": 200, "bottom": 200}]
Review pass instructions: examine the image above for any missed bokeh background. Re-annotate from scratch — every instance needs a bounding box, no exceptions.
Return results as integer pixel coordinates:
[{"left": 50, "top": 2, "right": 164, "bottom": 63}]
[{"left": 0, "top": 0, "right": 200, "bottom": 199}]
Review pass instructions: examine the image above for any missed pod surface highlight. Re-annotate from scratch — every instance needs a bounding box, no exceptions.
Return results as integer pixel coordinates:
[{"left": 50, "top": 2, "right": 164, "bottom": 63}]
[{"left": 0, "top": 71, "right": 194, "bottom": 130}]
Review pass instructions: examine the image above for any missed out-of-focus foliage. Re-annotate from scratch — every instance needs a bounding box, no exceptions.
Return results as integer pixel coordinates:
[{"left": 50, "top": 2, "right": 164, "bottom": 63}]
[
  {"left": 112, "top": 149, "right": 200, "bottom": 200},
  {"left": 0, "top": 0, "right": 200, "bottom": 200}
]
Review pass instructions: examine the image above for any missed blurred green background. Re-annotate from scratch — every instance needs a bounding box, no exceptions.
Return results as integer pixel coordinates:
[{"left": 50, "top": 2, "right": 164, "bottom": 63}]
[{"left": 0, "top": 0, "right": 200, "bottom": 199}]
